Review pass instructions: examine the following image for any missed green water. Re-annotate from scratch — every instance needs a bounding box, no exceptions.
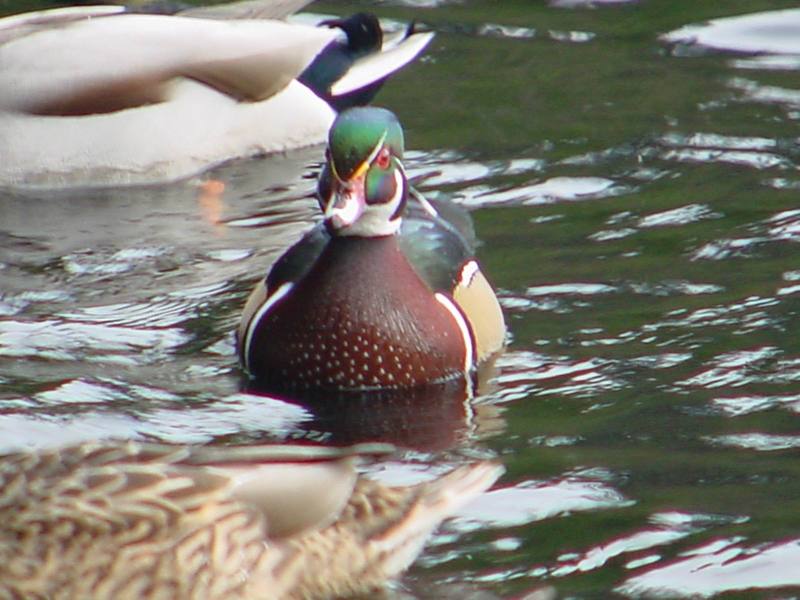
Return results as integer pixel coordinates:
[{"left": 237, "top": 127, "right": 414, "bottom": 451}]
[{"left": 3, "top": 0, "right": 800, "bottom": 597}]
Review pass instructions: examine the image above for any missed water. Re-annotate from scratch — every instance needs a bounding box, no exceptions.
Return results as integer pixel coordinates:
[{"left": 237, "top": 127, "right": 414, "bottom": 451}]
[{"left": 3, "top": 0, "right": 800, "bottom": 597}]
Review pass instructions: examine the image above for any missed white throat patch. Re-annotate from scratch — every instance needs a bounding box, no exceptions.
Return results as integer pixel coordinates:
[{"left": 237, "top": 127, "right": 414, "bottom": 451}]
[{"left": 337, "top": 168, "right": 405, "bottom": 237}]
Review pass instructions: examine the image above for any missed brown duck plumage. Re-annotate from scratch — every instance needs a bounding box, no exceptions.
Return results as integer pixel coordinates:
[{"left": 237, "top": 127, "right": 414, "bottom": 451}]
[{"left": 0, "top": 441, "right": 502, "bottom": 599}]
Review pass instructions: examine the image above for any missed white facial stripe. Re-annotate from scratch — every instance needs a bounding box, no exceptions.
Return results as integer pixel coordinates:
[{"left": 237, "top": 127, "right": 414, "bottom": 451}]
[
  {"left": 459, "top": 260, "right": 480, "bottom": 288},
  {"left": 243, "top": 282, "right": 294, "bottom": 373},
  {"left": 434, "top": 292, "right": 474, "bottom": 373},
  {"left": 389, "top": 166, "right": 405, "bottom": 213},
  {"left": 366, "top": 130, "right": 389, "bottom": 166},
  {"left": 409, "top": 185, "right": 438, "bottom": 218}
]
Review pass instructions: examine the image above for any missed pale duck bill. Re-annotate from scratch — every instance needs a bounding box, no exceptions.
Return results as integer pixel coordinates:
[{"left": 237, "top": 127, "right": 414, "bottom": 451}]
[{"left": 324, "top": 171, "right": 367, "bottom": 230}]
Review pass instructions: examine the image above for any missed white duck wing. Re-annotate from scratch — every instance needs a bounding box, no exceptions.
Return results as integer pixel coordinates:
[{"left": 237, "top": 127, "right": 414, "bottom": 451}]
[
  {"left": 330, "top": 29, "right": 435, "bottom": 97},
  {"left": 188, "top": 442, "right": 394, "bottom": 539},
  {"left": 0, "top": 5, "right": 124, "bottom": 42},
  {"left": 0, "top": 12, "right": 338, "bottom": 115},
  {"left": 179, "top": 0, "right": 314, "bottom": 21}
]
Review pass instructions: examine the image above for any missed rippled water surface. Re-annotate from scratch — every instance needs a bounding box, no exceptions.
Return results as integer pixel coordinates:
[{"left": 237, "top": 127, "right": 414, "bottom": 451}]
[{"left": 4, "top": 0, "right": 800, "bottom": 598}]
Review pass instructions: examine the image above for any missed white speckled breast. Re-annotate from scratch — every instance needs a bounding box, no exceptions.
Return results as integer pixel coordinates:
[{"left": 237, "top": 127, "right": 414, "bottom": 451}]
[{"left": 246, "top": 236, "right": 471, "bottom": 391}]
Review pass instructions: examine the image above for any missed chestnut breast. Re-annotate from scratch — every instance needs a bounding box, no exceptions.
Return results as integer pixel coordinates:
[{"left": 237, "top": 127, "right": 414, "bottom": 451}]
[{"left": 247, "top": 236, "right": 471, "bottom": 391}]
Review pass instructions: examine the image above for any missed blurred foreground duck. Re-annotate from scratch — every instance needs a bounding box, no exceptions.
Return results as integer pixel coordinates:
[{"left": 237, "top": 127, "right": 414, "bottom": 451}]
[
  {"left": 0, "top": 3, "right": 433, "bottom": 188},
  {"left": 0, "top": 440, "right": 502, "bottom": 599},
  {"left": 239, "top": 107, "right": 506, "bottom": 391}
]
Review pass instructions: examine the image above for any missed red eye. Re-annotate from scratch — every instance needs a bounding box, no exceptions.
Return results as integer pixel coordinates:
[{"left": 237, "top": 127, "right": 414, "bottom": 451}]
[{"left": 375, "top": 147, "right": 391, "bottom": 170}]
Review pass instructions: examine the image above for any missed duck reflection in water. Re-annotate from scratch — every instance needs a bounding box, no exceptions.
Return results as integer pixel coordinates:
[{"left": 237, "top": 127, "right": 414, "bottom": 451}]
[{"left": 244, "top": 358, "right": 506, "bottom": 453}]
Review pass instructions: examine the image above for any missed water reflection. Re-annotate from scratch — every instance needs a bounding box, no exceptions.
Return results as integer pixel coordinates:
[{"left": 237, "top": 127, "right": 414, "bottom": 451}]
[
  {"left": 454, "top": 467, "right": 632, "bottom": 531},
  {"left": 662, "top": 9, "right": 800, "bottom": 56},
  {"left": 619, "top": 537, "right": 800, "bottom": 598},
  {"left": 244, "top": 360, "right": 506, "bottom": 452},
  {"left": 5, "top": 0, "right": 800, "bottom": 595}
]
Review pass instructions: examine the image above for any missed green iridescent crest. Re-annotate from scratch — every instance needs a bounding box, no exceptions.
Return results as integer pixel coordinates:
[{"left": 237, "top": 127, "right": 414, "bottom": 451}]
[{"left": 328, "top": 107, "right": 404, "bottom": 180}]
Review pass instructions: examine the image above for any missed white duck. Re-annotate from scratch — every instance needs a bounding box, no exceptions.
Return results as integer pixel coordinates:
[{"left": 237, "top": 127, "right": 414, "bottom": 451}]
[{"left": 0, "top": 3, "right": 433, "bottom": 189}]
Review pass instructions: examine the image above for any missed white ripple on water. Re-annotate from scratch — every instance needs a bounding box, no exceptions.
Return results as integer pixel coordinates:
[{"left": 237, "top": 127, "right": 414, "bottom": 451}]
[
  {"left": 656, "top": 133, "right": 791, "bottom": 170},
  {"left": 0, "top": 393, "right": 311, "bottom": 451},
  {"left": 460, "top": 177, "right": 623, "bottom": 208},
  {"left": 661, "top": 9, "right": 800, "bottom": 55},
  {"left": 58, "top": 299, "right": 193, "bottom": 328},
  {"left": 62, "top": 246, "right": 171, "bottom": 277},
  {"left": 628, "top": 281, "right": 724, "bottom": 297},
  {"left": 765, "top": 208, "right": 800, "bottom": 240},
  {"left": 691, "top": 236, "right": 768, "bottom": 260},
  {"left": 531, "top": 512, "right": 745, "bottom": 582},
  {"left": 549, "top": 30, "right": 595, "bottom": 43},
  {"left": 526, "top": 283, "right": 618, "bottom": 296},
  {"left": 504, "top": 280, "right": 721, "bottom": 318},
  {"left": 419, "top": 467, "right": 632, "bottom": 546},
  {"left": 501, "top": 282, "right": 617, "bottom": 315},
  {"left": 0, "top": 290, "right": 72, "bottom": 317},
  {"left": 135, "top": 393, "right": 312, "bottom": 443},
  {"left": 34, "top": 377, "right": 131, "bottom": 405},
  {"left": 0, "top": 412, "right": 144, "bottom": 452},
  {"left": 0, "top": 319, "right": 189, "bottom": 363},
  {"left": 679, "top": 346, "right": 800, "bottom": 390},
  {"left": 644, "top": 296, "right": 780, "bottom": 337},
  {"left": 590, "top": 204, "right": 722, "bottom": 243},
  {"left": 618, "top": 537, "right": 800, "bottom": 598},
  {"left": 712, "top": 392, "right": 800, "bottom": 417},
  {"left": 637, "top": 204, "right": 723, "bottom": 228},
  {"left": 730, "top": 55, "right": 800, "bottom": 71},
  {"left": 404, "top": 151, "right": 546, "bottom": 189},
  {"left": 694, "top": 208, "right": 800, "bottom": 260},
  {"left": 728, "top": 76, "right": 800, "bottom": 108},
  {"left": 703, "top": 433, "right": 800, "bottom": 452},
  {"left": 551, "top": 0, "right": 637, "bottom": 6},
  {"left": 492, "top": 351, "right": 622, "bottom": 403},
  {"left": 27, "top": 377, "right": 181, "bottom": 406},
  {"left": 677, "top": 346, "right": 780, "bottom": 389},
  {"left": 589, "top": 227, "right": 638, "bottom": 242},
  {"left": 477, "top": 23, "right": 536, "bottom": 40}
]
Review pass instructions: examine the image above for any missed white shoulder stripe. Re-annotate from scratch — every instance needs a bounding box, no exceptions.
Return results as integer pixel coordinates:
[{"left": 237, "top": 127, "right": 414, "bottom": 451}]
[
  {"left": 459, "top": 260, "right": 480, "bottom": 288},
  {"left": 242, "top": 282, "right": 294, "bottom": 374},
  {"left": 434, "top": 292, "right": 474, "bottom": 373}
]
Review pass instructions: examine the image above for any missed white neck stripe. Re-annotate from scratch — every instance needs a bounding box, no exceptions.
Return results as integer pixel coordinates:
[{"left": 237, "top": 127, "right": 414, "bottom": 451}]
[
  {"left": 243, "top": 282, "right": 294, "bottom": 373},
  {"left": 434, "top": 292, "right": 474, "bottom": 373},
  {"left": 459, "top": 260, "right": 480, "bottom": 288}
]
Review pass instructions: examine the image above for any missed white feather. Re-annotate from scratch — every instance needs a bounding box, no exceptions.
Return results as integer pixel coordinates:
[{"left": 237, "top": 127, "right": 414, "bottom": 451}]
[
  {"left": 336, "top": 169, "right": 405, "bottom": 237},
  {"left": 243, "top": 282, "right": 294, "bottom": 374},
  {"left": 331, "top": 31, "right": 434, "bottom": 97},
  {"left": 434, "top": 292, "right": 474, "bottom": 373}
]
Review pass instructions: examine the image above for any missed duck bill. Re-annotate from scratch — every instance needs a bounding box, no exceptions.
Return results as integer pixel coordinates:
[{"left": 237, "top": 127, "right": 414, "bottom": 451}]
[{"left": 325, "top": 171, "right": 367, "bottom": 230}]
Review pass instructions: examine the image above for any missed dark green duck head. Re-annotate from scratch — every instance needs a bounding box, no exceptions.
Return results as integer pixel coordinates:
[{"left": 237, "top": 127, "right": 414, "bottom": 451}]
[
  {"left": 299, "top": 13, "right": 384, "bottom": 110},
  {"left": 318, "top": 106, "right": 408, "bottom": 237}
]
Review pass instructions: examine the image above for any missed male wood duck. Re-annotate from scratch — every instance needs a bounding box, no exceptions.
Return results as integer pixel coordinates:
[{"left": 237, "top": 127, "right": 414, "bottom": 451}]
[
  {"left": 0, "top": 4, "right": 433, "bottom": 188},
  {"left": 0, "top": 440, "right": 502, "bottom": 599},
  {"left": 238, "top": 106, "right": 506, "bottom": 392}
]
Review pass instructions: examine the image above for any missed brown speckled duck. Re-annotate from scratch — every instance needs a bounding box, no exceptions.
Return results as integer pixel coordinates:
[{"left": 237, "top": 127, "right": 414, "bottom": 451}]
[
  {"left": 238, "top": 107, "right": 506, "bottom": 391},
  {"left": 0, "top": 440, "right": 502, "bottom": 600}
]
